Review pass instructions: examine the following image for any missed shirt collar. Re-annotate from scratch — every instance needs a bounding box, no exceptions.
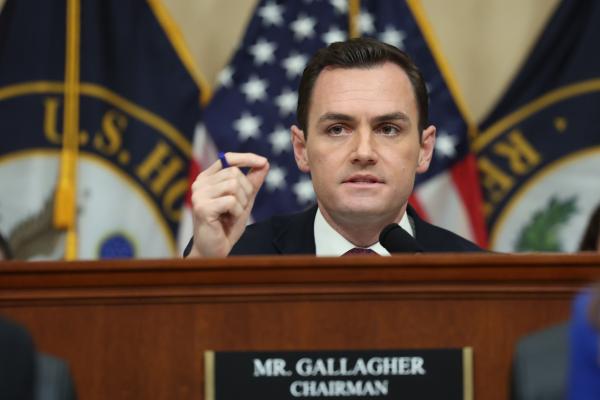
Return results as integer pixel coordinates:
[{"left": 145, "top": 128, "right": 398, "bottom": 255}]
[{"left": 314, "top": 208, "right": 414, "bottom": 257}]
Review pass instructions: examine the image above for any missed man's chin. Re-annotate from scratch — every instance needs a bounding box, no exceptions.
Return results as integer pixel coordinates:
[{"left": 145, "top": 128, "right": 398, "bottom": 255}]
[{"left": 334, "top": 204, "right": 390, "bottom": 223}]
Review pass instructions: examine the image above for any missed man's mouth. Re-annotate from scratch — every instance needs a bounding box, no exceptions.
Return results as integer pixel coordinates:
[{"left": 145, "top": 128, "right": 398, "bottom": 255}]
[{"left": 343, "top": 174, "right": 383, "bottom": 185}]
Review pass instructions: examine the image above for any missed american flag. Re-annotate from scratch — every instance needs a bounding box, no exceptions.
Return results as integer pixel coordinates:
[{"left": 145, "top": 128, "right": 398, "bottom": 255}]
[{"left": 179, "top": 0, "right": 487, "bottom": 250}]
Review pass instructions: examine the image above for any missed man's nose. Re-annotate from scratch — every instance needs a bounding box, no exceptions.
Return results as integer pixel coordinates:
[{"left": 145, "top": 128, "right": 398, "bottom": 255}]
[{"left": 351, "top": 129, "right": 377, "bottom": 165}]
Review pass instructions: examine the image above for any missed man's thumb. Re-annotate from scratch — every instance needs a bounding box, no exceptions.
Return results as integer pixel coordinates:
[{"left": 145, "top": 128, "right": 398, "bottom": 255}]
[{"left": 247, "top": 162, "right": 270, "bottom": 197}]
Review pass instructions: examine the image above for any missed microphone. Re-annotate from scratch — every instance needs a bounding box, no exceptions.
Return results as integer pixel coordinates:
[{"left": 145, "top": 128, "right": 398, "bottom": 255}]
[{"left": 379, "top": 224, "right": 423, "bottom": 253}]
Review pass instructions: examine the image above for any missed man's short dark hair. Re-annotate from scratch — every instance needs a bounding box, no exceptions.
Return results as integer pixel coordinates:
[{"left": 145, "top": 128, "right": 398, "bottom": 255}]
[{"left": 296, "top": 37, "right": 429, "bottom": 135}]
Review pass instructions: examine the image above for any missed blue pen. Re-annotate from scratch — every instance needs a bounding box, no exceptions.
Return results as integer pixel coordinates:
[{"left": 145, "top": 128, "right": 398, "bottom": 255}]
[{"left": 218, "top": 152, "right": 229, "bottom": 169}]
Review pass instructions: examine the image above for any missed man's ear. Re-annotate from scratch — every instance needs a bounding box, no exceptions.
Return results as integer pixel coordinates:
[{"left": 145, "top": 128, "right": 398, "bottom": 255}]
[
  {"left": 291, "top": 125, "right": 310, "bottom": 173},
  {"left": 416, "top": 125, "right": 436, "bottom": 174}
]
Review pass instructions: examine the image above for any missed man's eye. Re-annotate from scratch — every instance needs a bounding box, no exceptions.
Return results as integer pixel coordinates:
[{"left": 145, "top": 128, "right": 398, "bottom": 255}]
[
  {"left": 327, "top": 125, "right": 349, "bottom": 136},
  {"left": 377, "top": 124, "right": 401, "bottom": 136}
]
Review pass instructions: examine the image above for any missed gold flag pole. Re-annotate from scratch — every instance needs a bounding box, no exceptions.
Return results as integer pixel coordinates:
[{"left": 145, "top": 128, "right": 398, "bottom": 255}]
[
  {"left": 348, "top": 0, "right": 361, "bottom": 38},
  {"left": 53, "top": 0, "right": 81, "bottom": 260}
]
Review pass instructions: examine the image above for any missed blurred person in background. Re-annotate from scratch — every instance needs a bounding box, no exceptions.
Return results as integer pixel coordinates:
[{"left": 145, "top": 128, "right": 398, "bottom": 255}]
[
  {"left": 0, "top": 317, "right": 36, "bottom": 400},
  {"left": 0, "top": 232, "right": 78, "bottom": 399},
  {"left": 568, "top": 289, "right": 600, "bottom": 399},
  {"left": 0, "top": 232, "right": 35, "bottom": 399},
  {"left": 568, "top": 203, "right": 600, "bottom": 399}
]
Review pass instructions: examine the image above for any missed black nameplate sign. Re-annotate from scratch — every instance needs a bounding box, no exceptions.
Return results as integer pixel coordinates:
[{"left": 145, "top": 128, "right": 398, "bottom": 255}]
[{"left": 205, "top": 348, "right": 472, "bottom": 399}]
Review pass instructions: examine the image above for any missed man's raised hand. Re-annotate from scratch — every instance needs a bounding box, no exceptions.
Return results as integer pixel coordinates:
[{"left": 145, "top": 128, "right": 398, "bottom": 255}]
[{"left": 188, "top": 152, "right": 269, "bottom": 257}]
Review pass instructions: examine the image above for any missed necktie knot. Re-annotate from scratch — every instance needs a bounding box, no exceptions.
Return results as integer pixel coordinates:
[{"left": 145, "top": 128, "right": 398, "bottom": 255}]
[{"left": 343, "top": 247, "right": 379, "bottom": 256}]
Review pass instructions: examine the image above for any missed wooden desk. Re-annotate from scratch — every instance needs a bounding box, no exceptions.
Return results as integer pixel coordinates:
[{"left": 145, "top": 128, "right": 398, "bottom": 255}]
[{"left": 1, "top": 254, "right": 599, "bottom": 399}]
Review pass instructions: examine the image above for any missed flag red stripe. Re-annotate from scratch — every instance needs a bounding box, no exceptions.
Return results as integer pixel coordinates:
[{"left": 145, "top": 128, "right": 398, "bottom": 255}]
[
  {"left": 450, "top": 154, "right": 488, "bottom": 248},
  {"left": 185, "top": 158, "right": 202, "bottom": 206}
]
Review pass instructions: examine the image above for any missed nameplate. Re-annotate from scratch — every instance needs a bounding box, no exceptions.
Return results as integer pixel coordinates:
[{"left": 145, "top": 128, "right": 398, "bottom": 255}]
[{"left": 205, "top": 348, "right": 472, "bottom": 399}]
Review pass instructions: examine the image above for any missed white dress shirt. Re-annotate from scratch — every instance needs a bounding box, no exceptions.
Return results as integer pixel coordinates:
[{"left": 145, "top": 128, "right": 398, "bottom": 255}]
[{"left": 314, "top": 208, "right": 414, "bottom": 256}]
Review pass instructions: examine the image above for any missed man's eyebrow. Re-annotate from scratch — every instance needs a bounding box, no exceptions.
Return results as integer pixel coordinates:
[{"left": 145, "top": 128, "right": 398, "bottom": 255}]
[
  {"left": 317, "top": 113, "right": 355, "bottom": 123},
  {"left": 317, "top": 112, "right": 411, "bottom": 124},
  {"left": 371, "top": 112, "right": 411, "bottom": 124}
]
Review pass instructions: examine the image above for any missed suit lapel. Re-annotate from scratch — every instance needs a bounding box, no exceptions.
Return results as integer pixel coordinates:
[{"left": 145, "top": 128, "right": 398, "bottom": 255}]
[
  {"left": 406, "top": 204, "right": 435, "bottom": 251},
  {"left": 407, "top": 205, "right": 444, "bottom": 251},
  {"left": 272, "top": 206, "right": 317, "bottom": 255}
]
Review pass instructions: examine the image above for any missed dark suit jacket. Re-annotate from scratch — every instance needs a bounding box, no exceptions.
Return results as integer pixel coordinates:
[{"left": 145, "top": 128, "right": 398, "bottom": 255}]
[
  {"left": 185, "top": 205, "right": 482, "bottom": 256},
  {"left": 0, "top": 317, "right": 36, "bottom": 400}
]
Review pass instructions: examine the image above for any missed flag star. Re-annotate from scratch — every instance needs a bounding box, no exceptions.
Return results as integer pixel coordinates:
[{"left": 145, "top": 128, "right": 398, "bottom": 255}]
[
  {"left": 265, "top": 165, "right": 287, "bottom": 191},
  {"left": 293, "top": 177, "right": 316, "bottom": 204},
  {"left": 379, "top": 26, "right": 406, "bottom": 49},
  {"left": 258, "top": 1, "right": 284, "bottom": 27},
  {"left": 322, "top": 26, "right": 346, "bottom": 45},
  {"left": 359, "top": 11, "right": 375, "bottom": 35},
  {"left": 269, "top": 125, "right": 291, "bottom": 154},
  {"left": 275, "top": 88, "right": 297, "bottom": 116},
  {"left": 217, "top": 66, "right": 234, "bottom": 88},
  {"left": 233, "top": 112, "right": 262, "bottom": 141},
  {"left": 435, "top": 131, "right": 458, "bottom": 158},
  {"left": 282, "top": 53, "right": 308, "bottom": 79},
  {"left": 290, "top": 15, "right": 316, "bottom": 41},
  {"left": 329, "top": 0, "right": 348, "bottom": 14},
  {"left": 241, "top": 75, "right": 268, "bottom": 103},
  {"left": 249, "top": 38, "right": 277, "bottom": 65}
]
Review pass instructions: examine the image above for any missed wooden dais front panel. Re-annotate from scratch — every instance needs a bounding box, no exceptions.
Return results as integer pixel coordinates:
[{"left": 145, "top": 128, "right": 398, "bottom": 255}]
[{"left": 1, "top": 254, "right": 599, "bottom": 400}]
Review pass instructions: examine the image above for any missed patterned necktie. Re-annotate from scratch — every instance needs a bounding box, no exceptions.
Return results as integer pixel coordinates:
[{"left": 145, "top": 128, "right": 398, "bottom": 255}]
[{"left": 342, "top": 248, "right": 379, "bottom": 256}]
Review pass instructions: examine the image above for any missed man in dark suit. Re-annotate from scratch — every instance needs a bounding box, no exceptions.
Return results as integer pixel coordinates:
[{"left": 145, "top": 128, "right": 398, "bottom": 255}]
[{"left": 185, "top": 37, "right": 480, "bottom": 257}]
